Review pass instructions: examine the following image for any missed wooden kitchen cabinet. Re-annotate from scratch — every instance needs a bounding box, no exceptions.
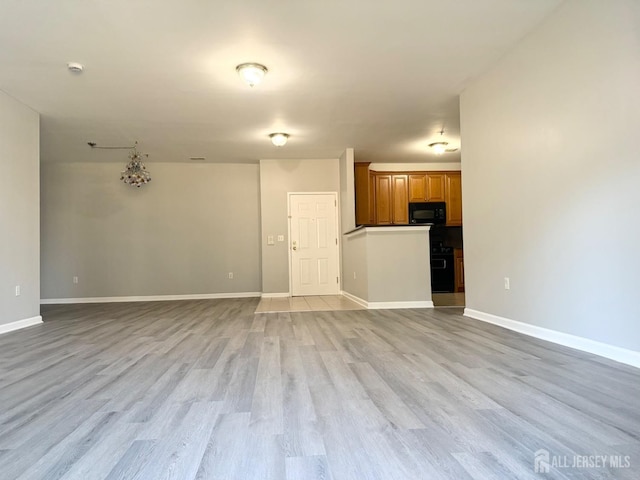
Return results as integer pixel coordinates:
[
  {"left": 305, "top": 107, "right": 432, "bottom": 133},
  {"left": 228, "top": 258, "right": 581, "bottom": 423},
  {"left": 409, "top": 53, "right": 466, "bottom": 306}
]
[
  {"left": 454, "top": 248, "right": 465, "bottom": 292},
  {"left": 426, "top": 173, "right": 446, "bottom": 201},
  {"left": 408, "top": 174, "right": 427, "bottom": 202},
  {"left": 392, "top": 175, "right": 409, "bottom": 224},
  {"left": 354, "top": 163, "right": 372, "bottom": 225},
  {"left": 374, "top": 173, "right": 408, "bottom": 224},
  {"left": 445, "top": 172, "right": 463, "bottom": 226},
  {"left": 409, "top": 173, "right": 446, "bottom": 203},
  {"left": 364, "top": 168, "right": 461, "bottom": 225}
]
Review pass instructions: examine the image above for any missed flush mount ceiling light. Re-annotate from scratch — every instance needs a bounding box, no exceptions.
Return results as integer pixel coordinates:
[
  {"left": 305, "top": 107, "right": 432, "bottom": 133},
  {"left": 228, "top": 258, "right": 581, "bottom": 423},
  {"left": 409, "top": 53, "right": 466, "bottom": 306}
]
[
  {"left": 269, "top": 133, "right": 289, "bottom": 146},
  {"left": 88, "top": 141, "right": 151, "bottom": 187},
  {"left": 67, "top": 62, "right": 84, "bottom": 73},
  {"left": 236, "top": 63, "right": 268, "bottom": 87},
  {"left": 428, "top": 141, "right": 448, "bottom": 155},
  {"left": 428, "top": 129, "right": 459, "bottom": 155}
]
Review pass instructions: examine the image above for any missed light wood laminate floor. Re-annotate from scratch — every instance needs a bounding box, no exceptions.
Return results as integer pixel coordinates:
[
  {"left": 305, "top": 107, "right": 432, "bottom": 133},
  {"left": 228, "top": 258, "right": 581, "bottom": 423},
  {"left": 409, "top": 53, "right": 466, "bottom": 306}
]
[{"left": 1, "top": 299, "right": 638, "bottom": 479}]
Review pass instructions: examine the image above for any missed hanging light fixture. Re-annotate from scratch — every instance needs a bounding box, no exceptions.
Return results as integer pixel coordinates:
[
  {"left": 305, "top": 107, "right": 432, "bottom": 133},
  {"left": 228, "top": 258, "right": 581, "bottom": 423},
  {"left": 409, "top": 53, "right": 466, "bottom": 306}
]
[
  {"left": 120, "top": 142, "right": 151, "bottom": 187},
  {"left": 88, "top": 141, "right": 152, "bottom": 187},
  {"left": 269, "top": 132, "right": 289, "bottom": 146},
  {"left": 236, "top": 63, "right": 268, "bottom": 87}
]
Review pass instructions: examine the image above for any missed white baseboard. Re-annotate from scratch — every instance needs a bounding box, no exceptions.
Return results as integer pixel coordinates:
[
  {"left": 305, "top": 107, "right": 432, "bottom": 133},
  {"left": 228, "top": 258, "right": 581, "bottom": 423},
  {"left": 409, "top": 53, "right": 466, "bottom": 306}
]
[
  {"left": 261, "top": 293, "right": 291, "bottom": 299},
  {"left": 464, "top": 308, "right": 640, "bottom": 369},
  {"left": 0, "top": 315, "right": 43, "bottom": 335},
  {"left": 41, "top": 292, "right": 261, "bottom": 305},
  {"left": 341, "top": 291, "right": 369, "bottom": 308},
  {"left": 368, "top": 300, "right": 434, "bottom": 309},
  {"left": 342, "top": 291, "right": 434, "bottom": 310}
]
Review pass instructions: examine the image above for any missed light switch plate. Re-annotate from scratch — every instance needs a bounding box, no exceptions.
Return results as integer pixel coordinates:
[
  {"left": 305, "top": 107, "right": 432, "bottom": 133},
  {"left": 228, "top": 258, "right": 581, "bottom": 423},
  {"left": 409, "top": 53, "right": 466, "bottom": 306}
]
[{"left": 267, "top": 235, "right": 275, "bottom": 245}]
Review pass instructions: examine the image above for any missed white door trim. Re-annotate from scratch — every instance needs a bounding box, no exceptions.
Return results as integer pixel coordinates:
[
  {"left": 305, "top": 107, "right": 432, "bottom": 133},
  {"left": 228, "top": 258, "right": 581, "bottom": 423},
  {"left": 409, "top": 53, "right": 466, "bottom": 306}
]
[{"left": 287, "top": 192, "right": 341, "bottom": 296}]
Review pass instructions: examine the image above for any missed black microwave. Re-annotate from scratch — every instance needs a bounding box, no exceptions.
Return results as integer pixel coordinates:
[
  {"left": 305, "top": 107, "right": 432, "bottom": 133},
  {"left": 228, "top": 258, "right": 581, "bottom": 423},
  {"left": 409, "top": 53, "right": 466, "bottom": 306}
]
[{"left": 409, "top": 202, "right": 446, "bottom": 225}]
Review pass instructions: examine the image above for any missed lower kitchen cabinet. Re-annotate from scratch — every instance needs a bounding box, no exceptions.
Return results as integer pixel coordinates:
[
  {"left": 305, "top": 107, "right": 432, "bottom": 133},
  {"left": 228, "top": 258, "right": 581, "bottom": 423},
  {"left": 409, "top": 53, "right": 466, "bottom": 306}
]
[{"left": 454, "top": 248, "right": 465, "bottom": 293}]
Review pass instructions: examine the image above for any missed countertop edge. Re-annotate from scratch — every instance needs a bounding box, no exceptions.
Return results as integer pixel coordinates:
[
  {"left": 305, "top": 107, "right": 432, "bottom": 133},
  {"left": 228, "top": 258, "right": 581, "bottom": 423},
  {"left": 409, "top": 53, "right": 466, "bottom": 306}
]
[{"left": 343, "top": 225, "right": 431, "bottom": 237}]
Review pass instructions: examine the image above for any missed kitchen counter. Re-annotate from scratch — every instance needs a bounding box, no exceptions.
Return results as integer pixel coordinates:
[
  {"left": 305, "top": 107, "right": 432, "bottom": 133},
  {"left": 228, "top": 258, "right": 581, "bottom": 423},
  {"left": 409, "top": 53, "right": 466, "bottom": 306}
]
[
  {"left": 343, "top": 224, "right": 433, "bottom": 235},
  {"left": 341, "top": 225, "right": 433, "bottom": 308}
]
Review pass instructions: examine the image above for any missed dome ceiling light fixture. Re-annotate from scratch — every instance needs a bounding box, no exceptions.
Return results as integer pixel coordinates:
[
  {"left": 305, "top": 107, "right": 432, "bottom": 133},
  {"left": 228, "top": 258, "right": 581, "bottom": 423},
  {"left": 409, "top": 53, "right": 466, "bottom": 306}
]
[
  {"left": 428, "top": 141, "right": 449, "bottom": 155},
  {"left": 67, "top": 62, "right": 84, "bottom": 73},
  {"left": 428, "top": 129, "right": 459, "bottom": 155},
  {"left": 236, "top": 63, "right": 268, "bottom": 87},
  {"left": 269, "top": 133, "right": 289, "bottom": 146}
]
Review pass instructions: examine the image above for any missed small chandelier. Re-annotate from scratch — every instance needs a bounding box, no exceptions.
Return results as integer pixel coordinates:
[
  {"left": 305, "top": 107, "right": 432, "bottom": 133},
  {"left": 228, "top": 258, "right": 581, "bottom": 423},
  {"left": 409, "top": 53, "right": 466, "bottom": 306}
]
[{"left": 120, "top": 143, "right": 151, "bottom": 188}]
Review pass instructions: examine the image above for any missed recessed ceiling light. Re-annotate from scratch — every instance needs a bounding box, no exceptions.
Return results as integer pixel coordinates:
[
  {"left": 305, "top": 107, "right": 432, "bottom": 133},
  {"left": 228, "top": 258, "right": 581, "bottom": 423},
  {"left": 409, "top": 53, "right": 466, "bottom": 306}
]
[
  {"left": 67, "top": 62, "right": 84, "bottom": 73},
  {"left": 269, "top": 133, "right": 289, "bottom": 147},
  {"left": 236, "top": 63, "right": 268, "bottom": 87}
]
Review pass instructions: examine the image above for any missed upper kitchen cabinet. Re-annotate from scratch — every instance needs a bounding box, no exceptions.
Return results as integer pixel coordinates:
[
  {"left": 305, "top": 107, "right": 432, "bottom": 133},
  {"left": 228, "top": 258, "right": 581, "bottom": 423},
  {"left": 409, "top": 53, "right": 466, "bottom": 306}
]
[
  {"left": 445, "top": 172, "right": 463, "bottom": 226},
  {"left": 408, "top": 173, "right": 446, "bottom": 202},
  {"left": 374, "top": 173, "right": 408, "bottom": 225},
  {"left": 354, "top": 163, "right": 372, "bottom": 225},
  {"left": 408, "top": 174, "right": 427, "bottom": 202},
  {"left": 392, "top": 175, "right": 409, "bottom": 224},
  {"left": 355, "top": 167, "right": 460, "bottom": 226},
  {"left": 426, "top": 173, "right": 446, "bottom": 202}
]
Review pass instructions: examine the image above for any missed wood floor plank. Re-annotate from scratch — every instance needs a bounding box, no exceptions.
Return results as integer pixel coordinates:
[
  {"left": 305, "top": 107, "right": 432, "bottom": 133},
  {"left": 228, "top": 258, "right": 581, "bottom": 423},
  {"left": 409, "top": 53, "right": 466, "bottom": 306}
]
[
  {"left": 249, "top": 336, "right": 284, "bottom": 435},
  {"left": 280, "top": 339, "right": 326, "bottom": 457},
  {"left": 285, "top": 455, "right": 333, "bottom": 480}
]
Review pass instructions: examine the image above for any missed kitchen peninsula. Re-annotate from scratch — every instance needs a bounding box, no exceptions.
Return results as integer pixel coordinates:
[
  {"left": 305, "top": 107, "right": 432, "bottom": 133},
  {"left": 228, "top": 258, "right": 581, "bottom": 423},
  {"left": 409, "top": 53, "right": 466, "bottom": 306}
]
[{"left": 341, "top": 225, "right": 433, "bottom": 308}]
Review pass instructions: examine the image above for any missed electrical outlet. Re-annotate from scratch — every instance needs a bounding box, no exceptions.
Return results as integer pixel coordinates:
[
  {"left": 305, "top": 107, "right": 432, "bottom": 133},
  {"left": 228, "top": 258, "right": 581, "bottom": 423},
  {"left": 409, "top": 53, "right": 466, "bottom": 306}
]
[
  {"left": 277, "top": 235, "right": 284, "bottom": 242},
  {"left": 73, "top": 276, "right": 79, "bottom": 284},
  {"left": 228, "top": 272, "right": 233, "bottom": 279},
  {"left": 15, "top": 285, "right": 21, "bottom": 296},
  {"left": 504, "top": 277, "right": 510, "bottom": 290}
]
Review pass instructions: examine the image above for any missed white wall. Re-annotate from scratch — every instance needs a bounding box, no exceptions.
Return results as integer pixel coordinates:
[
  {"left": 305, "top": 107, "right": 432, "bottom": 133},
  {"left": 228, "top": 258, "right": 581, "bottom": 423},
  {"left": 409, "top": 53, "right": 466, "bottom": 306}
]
[
  {"left": 0, "top": 90, "right": 40, "bottom": 327},
  {"left": 259, "top": 158, "right": 340, "bottom": 294},
  {"left": 461, "top": 0, "right": 640, "bottom": 352},
  {"left": 342, "top": 231, "right": 368, "bottom": 300},
  {"left": 366, "top": 229, "right": 431, "bottom": 303},
  {"left": 41, "top": 162, "right": 261, "bottom": 299},
  {"left": 342, "top": 227, "right": 431, "bottom": 305}
]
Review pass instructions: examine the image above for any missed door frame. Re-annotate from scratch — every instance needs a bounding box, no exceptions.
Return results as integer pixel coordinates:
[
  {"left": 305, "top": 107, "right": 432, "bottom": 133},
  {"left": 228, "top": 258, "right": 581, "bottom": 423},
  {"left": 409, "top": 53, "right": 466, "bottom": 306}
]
[{"left": 287, "top": 192, "right": 341, "bottom": 297}]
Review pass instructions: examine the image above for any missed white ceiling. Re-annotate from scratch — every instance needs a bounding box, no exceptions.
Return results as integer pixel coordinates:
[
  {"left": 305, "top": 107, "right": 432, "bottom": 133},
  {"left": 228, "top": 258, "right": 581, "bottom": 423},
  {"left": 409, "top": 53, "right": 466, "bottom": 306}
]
[{"left": 0, "top": 0, "right": 563, "bottom": 164}]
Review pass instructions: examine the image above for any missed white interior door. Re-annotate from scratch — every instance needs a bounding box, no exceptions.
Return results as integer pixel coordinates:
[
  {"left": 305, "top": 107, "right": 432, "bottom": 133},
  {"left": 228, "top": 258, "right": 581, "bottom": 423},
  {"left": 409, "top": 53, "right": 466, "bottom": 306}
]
[{"left": 289, "top": 193, "right": 340, "bottom": 296}]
